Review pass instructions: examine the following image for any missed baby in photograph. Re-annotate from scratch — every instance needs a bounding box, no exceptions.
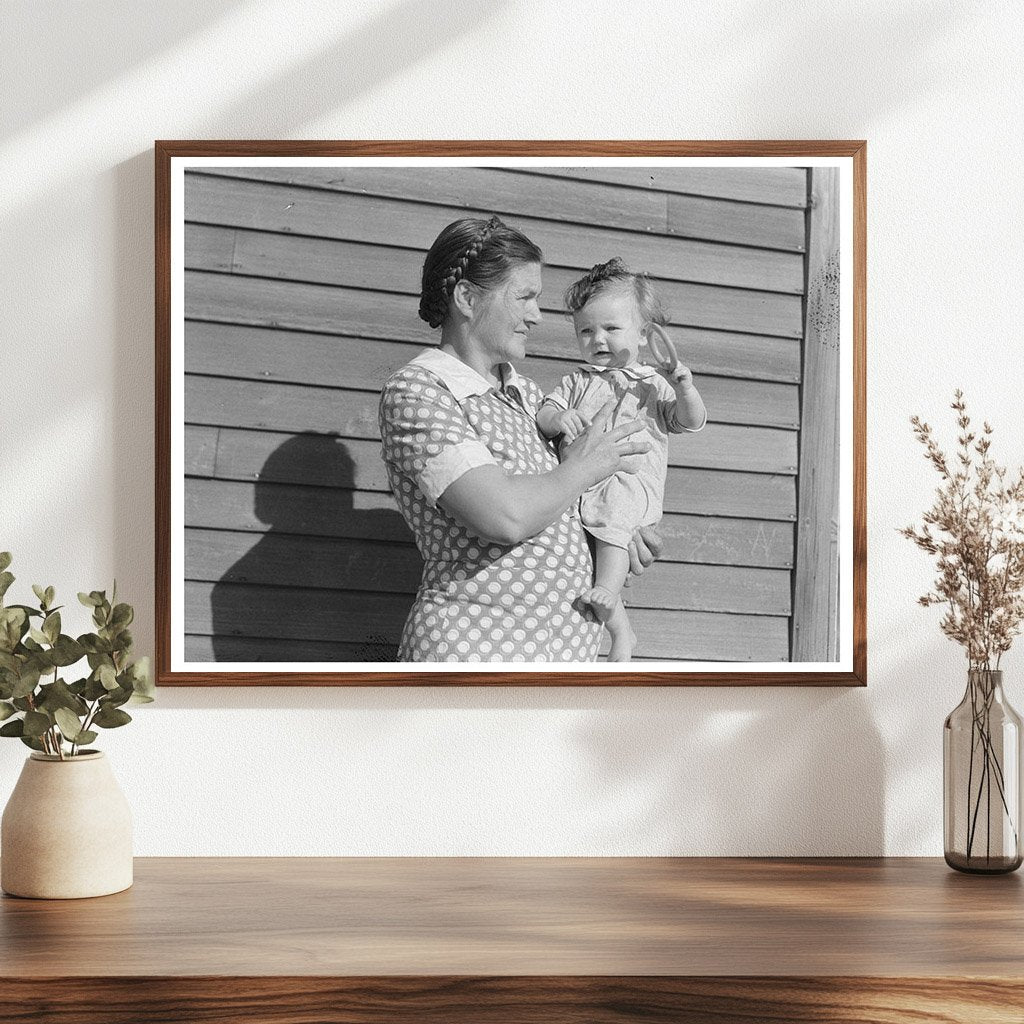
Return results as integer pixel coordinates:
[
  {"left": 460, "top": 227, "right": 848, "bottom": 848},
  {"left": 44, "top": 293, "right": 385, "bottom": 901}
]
[{"left": 536, "top": 259, "right": 707, "bottom": 661}]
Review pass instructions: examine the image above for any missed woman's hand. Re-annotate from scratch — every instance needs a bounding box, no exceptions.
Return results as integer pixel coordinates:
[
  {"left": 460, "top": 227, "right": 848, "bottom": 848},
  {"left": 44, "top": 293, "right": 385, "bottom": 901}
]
[
  {"left": 624, "top": 523, "right": 663, "bottom": 585},
  {"left": 559, "top": 399, "right": 652, "bottom": 487}
]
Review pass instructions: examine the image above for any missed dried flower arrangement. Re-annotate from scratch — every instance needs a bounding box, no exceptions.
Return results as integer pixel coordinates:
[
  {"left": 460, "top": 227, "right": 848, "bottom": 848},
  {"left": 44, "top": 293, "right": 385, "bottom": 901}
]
[
  {"left": 901, "top": 390, "right": 1024, "bottom": 670},
  {"left": 901, "top": 390, "right": 1024, "bottom": 870}
]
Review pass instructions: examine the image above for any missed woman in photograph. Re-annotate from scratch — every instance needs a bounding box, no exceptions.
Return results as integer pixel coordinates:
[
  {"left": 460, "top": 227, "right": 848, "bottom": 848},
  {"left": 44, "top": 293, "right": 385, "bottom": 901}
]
[{"left": 378, "top": 216, "right": 659, "bottom": 663}]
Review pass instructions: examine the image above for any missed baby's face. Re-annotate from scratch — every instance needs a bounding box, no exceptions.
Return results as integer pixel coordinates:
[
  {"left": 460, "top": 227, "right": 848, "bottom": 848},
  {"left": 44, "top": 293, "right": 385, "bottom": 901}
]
[{"left": 572, "top": 286, "right": 646, "bottom": 368}]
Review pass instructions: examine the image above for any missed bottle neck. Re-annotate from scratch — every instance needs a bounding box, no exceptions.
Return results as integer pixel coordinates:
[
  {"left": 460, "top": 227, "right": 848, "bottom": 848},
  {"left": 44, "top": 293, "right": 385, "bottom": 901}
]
[{"left": 968, "top": 668, "right": 1005, "bottom": 702}]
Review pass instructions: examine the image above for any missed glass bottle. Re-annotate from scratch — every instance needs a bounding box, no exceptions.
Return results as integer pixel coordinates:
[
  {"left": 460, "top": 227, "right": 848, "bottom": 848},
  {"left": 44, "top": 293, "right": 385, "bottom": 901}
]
[{"left": 944, "top": 668, "right": 1022, "bottom": 873}]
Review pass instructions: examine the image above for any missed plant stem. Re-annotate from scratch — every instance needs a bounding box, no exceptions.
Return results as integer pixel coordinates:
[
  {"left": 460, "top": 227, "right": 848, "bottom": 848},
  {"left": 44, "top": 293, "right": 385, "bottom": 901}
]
[
  {"left": 966, "top": 682, "right": 979, "bottom": 852},
  {"left": 53, "top": 665, "right": 64, "bottom": 760},
  {"left": 964, "top": 670, "right": 1019, "bottom": 862}
]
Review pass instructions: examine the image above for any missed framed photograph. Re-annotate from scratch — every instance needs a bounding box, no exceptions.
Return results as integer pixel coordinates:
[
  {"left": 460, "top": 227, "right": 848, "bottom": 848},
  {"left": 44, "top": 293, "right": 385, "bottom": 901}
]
[{"left": 156, "top": 141, "right": 865, "bottom": 686}]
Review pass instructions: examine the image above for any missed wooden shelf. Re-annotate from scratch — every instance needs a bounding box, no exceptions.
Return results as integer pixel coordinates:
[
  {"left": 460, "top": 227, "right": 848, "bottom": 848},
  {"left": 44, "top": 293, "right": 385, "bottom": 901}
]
[{"left": 2, "top": 857, "right": 1022, "bottom": 1022}]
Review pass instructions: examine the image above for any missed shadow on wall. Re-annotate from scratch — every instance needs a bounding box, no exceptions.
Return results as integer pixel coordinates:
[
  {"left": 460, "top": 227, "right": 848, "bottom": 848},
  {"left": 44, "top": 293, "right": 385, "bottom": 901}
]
[
  {"left": 194, "top": 0, "right": 505, "bottom": 138},
  {"left": 0, "top": 0, "right": 244, "bottom": 139},
  {"left": 725, "top": 1, "right": 970, "bottom": 132},
  {"left": 572, "top": 686, "right": 885, "bottom": 855},
  {"left": 103, "top": 0, "right": 499, "bottom": 659},
  {"left": 209, "top": 432, "right": 419, "bottom": 662}
]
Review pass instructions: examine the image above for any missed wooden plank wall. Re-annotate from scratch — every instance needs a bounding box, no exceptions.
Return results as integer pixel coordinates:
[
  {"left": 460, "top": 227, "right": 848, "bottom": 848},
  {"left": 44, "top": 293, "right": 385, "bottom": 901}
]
[{"left": 182, "top": 166, "right": 812, "bottom": 663}]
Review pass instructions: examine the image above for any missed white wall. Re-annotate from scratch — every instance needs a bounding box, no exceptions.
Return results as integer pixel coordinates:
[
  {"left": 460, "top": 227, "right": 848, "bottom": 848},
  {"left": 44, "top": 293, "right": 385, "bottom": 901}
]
[{"left": 2, "top": 0, "right": 1022, "bottom": 855}]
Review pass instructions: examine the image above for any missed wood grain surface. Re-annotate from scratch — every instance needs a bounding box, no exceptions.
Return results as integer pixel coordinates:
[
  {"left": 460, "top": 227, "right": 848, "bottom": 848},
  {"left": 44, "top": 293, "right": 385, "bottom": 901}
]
[
  {"left": 185, "top": 173, "right": 806, "bottom": 293},
  {"left": 183, "top": 475, "right": 796, "bottom": 567},
  {"left": 183, "top": 581, "right": 791, "bottom": 661},
  {"left": 196, "top": 165, "right": 811, "bottom": 249},
  {"left": 183, "top": 315, "right": 804, "bottom": 388},
  {"left": 2, "top": 857, "right": 1021, "bottom": 1023}
]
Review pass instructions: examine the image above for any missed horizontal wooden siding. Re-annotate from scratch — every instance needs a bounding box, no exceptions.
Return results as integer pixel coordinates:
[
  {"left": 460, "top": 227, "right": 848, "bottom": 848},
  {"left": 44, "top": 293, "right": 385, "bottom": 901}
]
[{"left": 183, "top": 165, "right": 806, "bottom": 662}]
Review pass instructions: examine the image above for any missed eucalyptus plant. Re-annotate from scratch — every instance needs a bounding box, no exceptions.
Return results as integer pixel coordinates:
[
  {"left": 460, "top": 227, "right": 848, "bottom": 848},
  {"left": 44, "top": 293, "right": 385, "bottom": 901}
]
[{"left": 0, "top": 552, "right": 154, "bottom": 759}]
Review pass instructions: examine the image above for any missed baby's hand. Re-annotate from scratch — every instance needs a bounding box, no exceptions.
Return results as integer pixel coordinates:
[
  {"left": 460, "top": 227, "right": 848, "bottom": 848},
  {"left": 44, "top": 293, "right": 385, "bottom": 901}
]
[
  {"left": 645, "top": 323, "right": 694, "bottom": 389},
  {"left": 555, "top": 409, "right": 590, "bottom": 441}
]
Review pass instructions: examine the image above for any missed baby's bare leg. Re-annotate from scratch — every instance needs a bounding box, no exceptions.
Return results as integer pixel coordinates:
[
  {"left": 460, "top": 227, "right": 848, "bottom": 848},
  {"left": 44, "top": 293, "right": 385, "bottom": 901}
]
[
  {"left": 587, "top": 540, "right": 637, "bottom": 661},
  {"left": 586, "top": 540, "right": 630, "bottom": 620},
  {"left": 605, "top": 598, "right": 637, "bottom": 662}
]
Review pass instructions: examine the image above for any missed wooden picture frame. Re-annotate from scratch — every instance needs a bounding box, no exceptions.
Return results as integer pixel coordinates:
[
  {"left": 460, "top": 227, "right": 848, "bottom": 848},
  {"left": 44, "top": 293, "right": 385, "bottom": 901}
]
[{"left": 156, "top": 140, "right": 866, "bottom": 686}]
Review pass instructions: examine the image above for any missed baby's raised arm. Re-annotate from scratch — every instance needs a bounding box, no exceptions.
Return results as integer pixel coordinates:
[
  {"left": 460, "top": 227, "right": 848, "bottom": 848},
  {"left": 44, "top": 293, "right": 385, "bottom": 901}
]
[{"left": 647, "top": 323, "right": 707, "bottom": 432}]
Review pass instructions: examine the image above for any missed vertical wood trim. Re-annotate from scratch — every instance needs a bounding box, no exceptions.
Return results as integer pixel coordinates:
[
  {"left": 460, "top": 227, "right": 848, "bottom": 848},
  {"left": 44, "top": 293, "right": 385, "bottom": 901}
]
[
  {"left": 155, "top": 142, "right": 172, "bottom": 681},
  {"left": 792, "top": 168, "right": 841, "bottom": 661},
  {"left": 852, "top": 143, "right": 868, "bottom": 684}
]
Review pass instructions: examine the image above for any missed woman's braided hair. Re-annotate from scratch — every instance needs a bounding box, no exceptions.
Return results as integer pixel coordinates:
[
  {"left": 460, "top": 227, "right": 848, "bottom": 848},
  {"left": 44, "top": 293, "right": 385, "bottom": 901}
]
[
  {"left": 563, "top": 257, "right": 669, "bottom": 326},
  {"left": 418, "top": 216, "right": 543, "bottom": 329}
]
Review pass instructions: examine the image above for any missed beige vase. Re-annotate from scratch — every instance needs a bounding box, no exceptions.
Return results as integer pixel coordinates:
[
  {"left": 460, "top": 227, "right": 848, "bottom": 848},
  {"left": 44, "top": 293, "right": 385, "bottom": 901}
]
[{"left": 1, "top": 750, "right": 133, "bottom": 899}]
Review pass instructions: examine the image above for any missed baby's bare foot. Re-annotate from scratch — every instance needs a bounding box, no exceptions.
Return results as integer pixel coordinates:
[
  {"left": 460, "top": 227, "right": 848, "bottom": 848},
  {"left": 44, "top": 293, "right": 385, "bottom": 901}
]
[
  {"left": 586, "top": 586, "right": 617, "bottom": 623},
  {"left": 608, "top": 627, "right": 638, "bottom": 662}
]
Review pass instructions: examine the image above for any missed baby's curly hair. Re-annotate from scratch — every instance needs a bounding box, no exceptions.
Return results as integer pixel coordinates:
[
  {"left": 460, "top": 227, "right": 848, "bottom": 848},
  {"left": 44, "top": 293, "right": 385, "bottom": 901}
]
[{"left": 563, "top": 257, "right": 669, "bottom": 326}]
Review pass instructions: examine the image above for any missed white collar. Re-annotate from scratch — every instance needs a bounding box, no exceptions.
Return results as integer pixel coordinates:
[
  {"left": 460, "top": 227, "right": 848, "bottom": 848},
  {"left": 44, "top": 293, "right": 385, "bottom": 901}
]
[
  {"left": 579, "top": 362, "right": 660, "bottom": 380},
  {"left": 410, "top": 347, "right": 523, "bottom": 400}
]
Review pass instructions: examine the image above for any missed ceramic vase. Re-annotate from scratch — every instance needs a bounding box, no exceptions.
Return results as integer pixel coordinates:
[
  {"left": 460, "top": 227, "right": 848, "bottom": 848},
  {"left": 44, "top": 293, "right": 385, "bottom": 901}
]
[{"left": 1, "top": 750, "right": 133, "bottom": 898}]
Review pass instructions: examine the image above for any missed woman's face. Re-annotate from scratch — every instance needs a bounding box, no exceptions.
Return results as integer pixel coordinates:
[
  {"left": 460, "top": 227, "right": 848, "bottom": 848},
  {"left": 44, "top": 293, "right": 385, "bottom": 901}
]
[{"left": 468, "top": 262, "right": 543, "bottom": 366}]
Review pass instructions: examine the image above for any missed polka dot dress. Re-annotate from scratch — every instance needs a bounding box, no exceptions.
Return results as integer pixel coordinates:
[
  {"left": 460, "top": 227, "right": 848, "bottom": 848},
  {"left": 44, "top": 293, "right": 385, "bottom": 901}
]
[{"left": 379, "top": 358, "right": 602, "bottom": 663}]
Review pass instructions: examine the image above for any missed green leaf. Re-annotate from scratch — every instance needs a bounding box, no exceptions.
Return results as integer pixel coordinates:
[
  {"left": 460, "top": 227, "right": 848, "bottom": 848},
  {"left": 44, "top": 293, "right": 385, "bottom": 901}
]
[
  {"left": 88, "top": 653, "right": 114, "bottom": 672},
  {"left": 78, "top": 592, "right": 100, "bottom": 608},
  {"left": 37, "top": 679, "right": 88, "bottom": 717},
  {"left": 0, "top": 607, "right": 26, "bottom": 651},
  {"left": 32, "top": 584, "right": 47, "bottom": 608},
  {"left": 0, "top": 651, "right": 20, "bottom": 674},
  {"left": 45, "top": 586, "right": 55, "bottom": 608},
  {"left": 12, "top": 697, "right": 33, "bottom": 712},
  {"left": 0, "top": 572, "right": 14, "bottom": 602},
  {"left": 0, "top": 553, "right": 11, "bottom": 573},
  {"left": 11, "top": 664, "right": 41, "bottom": 699},
  {"left": 42, "top": 611, "right": 60, "bottom": 644},
  {"left": 74, "top": 730, "right": 98, "bottom": 746},
  {"left": 110, "top": 603, "right": 133, "bottom": 630},
  {"left": 54, "top": 707, "right": 85, "bottom": 741},
  {"left": 50, "top": 635, "right": 85, "bottom": 668},
  {"left": 80, "top": 634, "right": 112, "bottom": 656},
  {"left": 0, "top": 701, "right": 16, "bottom": 721},
  {"left": 28, "top": 627, "right": 49, "bottom": 646},
  {"left": 22, "top": 710, "right": 51, "bottom": 738},
  {"left": 83, "top": 674, "right": 107, "bottom": 701},
  {"left": 93, "top": 705, "right": 132, "bottom": 729},
  {"left": 98, "top": 664, "right": 118, "bottom": 690},
  {"left": 9, "top": 604, "right": 42, "bottom": 620},
  {"left": 78, "top": 635, "right": 100, "bottom": 654},
  {"left": 104, "top": 685, "right": 132, "bottom": 709},
  {"left": 0, "top": 718, "right": 24, "bottom": 737},
  {"left": 19, "top": 735, "right": 45, "bottom": 752},
  {"left": 127, "top": 657, "right": 154, "bottom": 700}
]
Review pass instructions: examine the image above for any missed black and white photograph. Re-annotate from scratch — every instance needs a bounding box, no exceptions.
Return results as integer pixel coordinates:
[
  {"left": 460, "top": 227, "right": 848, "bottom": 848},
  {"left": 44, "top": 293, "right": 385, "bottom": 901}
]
[{"left": 158, "top": 144, "right": 864, "bottom": 684}]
